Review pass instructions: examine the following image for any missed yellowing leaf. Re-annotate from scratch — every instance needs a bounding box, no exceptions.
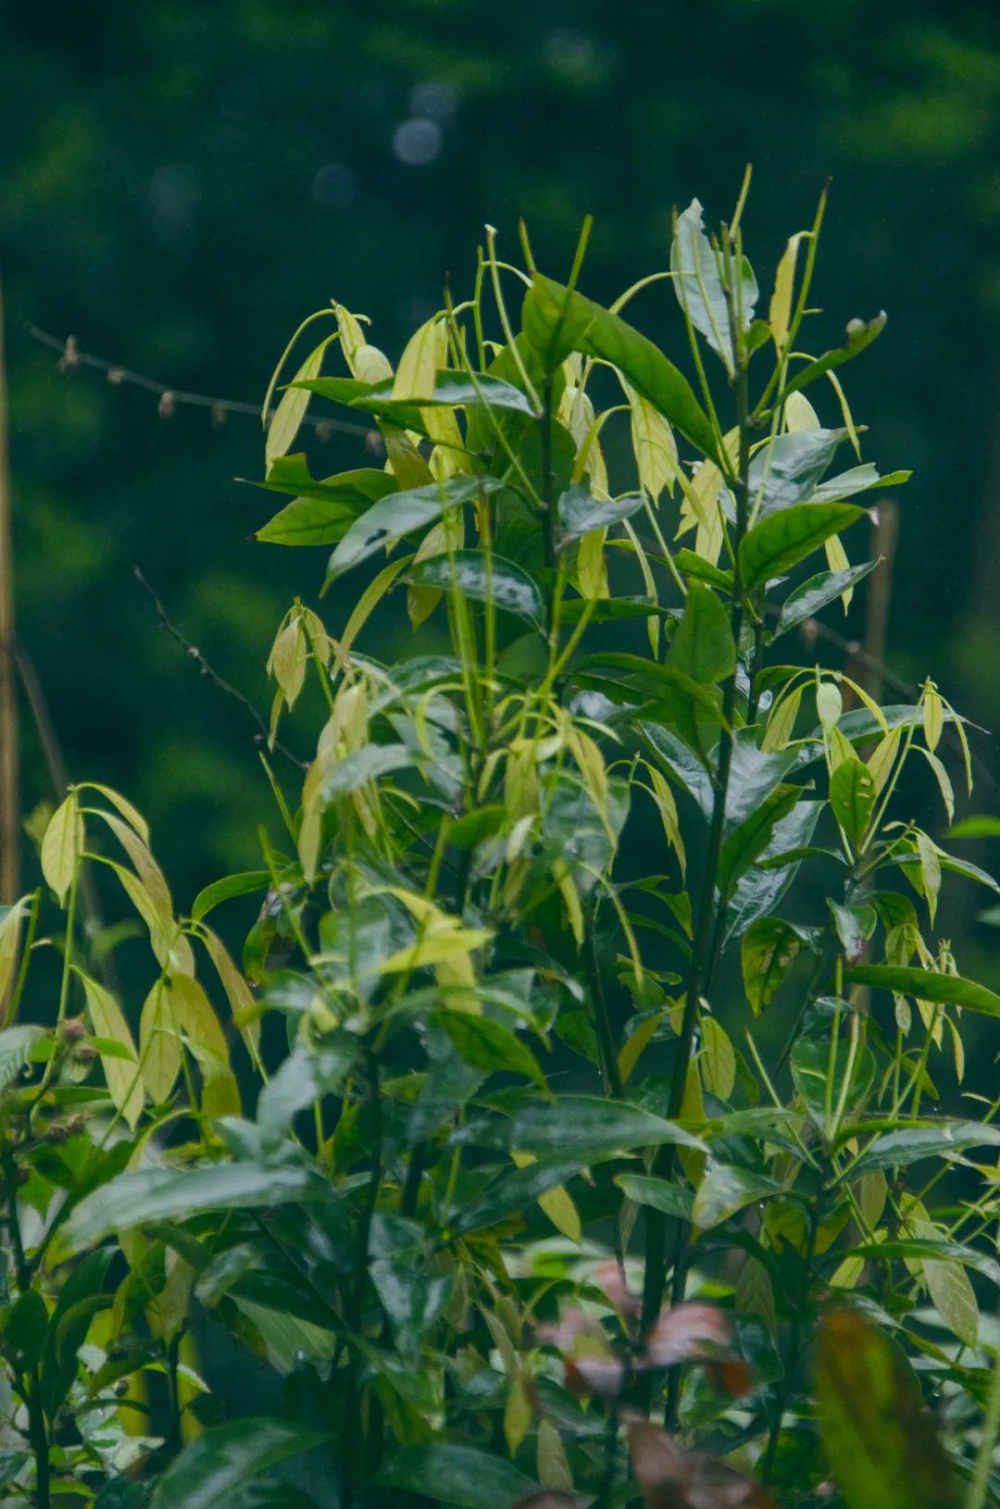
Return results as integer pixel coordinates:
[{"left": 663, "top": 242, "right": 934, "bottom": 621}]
[
  {"left": 824, "top": 532, "right": 854, "bottom": 611},
  {"left": 770, "top": 231, "right": 807, "bottom": 347},
  {"left": 700, "top": 1015, "right": 735, "bottom": 1099},
  {"left": 41, "top": 792, "right": 84, "bottom": 905},
  {"left": 267, "top": 339, "right": 329, "bottom": 464},
  {"left": 139, "top": 976, "right": 182, "bottom": 1104},
  {"left": 392, "top": 315, "right": 446, "bottom": 402},
  {"left": 78, "top": 971, "right": 143, "bottom": 1128},
  {"left": 625, "top": 379, "right": 678, "bottom": 500}
]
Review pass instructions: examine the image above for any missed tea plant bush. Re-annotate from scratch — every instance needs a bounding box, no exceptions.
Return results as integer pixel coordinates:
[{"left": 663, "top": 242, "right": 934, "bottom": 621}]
[{"left": 3, "top": 181, "right": 1000, "bottom": 1508}]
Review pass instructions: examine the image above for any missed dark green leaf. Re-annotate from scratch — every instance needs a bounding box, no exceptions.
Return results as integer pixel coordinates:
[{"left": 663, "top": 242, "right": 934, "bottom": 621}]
[
  {"left": 511, "top": 1095, "right": 706, "bottom": 1157},
  {"left": 353, "top": 370, "right": 536, "bottom": 417},
  {"left": 434, "top": 1012, "right": 546, "bottom": 1088},
  {"left": 846, "top": 965, "right": 1000, "bottom": 1018},
  {"left": 150, "top": 1417, "right": 328, "bottom": 1509},
  {"left": 791, "top": 1037, "right": 875, "bottom": 1131},
  {"left": 557, "top": 482, "right": 645, "bottom": 544},
  {"left": 404, "top": 550, "right": 545, "bottom": 628},
  {"left": 669, "top": 582, "right": 736, "bottom": 685},
  {"left": 830, "top": 758, "right": 876, "bottom": 847},
  {"left": 848, "top": 1120, "right": 1000, "bottom": 1176},
  {"left": 1, "top": 1290, "right": 48, "bottom": 1372},
  {"left": 0, "top": 1025, "right": 46, "bottom": 1089},
  {"left": 615, "top": 1174, "right": 694, "bottom": 1221},
  {"left": 673, "top": 550, "right": 733, "bottom": 591},
  {"left": 717, "top": 784, "right": 801, "bottom": 899},
  {"left": 828, "top": 899, "right": 877, "bottom": 964},
  {"left": 192, "top": 871, "right": 270, "bottom": 923},
  {"left": 740, "top": 502, "right": 863, "bottom": 594},
  {"left": 522, "top": 273, "right": 717, "bottom": 458},
  {"left": 63, "top": 1163, "right": 334, "bottom": 1252},
  {"left": 376, "top": 1444, "right": 539, "bottom": 1509},
  {"left": 774, "top": 561, "right": 879, "bottom": 638},
  {"left": 748, "top": 429, "right": 846, "bottom": 517},
  {"left": 320, "top": 744, "right": 415, "bottom": 800},
  {"left": 326, "top": 475, "right": 498, "bottom": 582}
]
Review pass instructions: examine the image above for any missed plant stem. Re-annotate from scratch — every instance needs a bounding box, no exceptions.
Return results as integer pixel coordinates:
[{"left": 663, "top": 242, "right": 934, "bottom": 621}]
[
  {"left": 3, "top": 1149, "right": 50, "bottom": 1508},
  {"left": 640, "top": 275, "right": 753, "bottom": 1420}
]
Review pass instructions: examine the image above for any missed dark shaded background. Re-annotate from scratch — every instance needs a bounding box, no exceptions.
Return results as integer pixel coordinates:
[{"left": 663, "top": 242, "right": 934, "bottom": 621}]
[{"left": 2, "top": 0, "right": 998, "bottom": 974}]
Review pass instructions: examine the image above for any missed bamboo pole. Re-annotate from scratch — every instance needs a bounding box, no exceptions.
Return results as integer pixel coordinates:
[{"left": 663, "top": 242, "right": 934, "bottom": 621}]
[{"left": 0, "top": 274, "right": 19, "bottom": 903}]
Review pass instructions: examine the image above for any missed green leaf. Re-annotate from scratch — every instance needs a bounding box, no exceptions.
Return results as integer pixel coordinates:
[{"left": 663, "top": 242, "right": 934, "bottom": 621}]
[
  {"left": 774, "top": 561, "right": 879, "bottom": 638},
  {"left": 741, "top": 918, "right": 806, "bottom": 1015},
  {"left": 1, "top": 1291, "right": 48, "bottom": 1373},
  {"left": 615, "top": 1174, "right": 694, "bottom": 1221},
  {"left": 692, "top": 1164, "right": 786, "bottom": 1229},
  {"left": 815, "top": 1307, "right": 959, "bottom": 1509},
  {"left": 811, "top": 463, "right": 912, "bottom": 504},
  {"left": 848, "top": 1120, "right": 1000, "bottom": 1177},
  {"left": 673, "top": 550, "right": 734, "bottom": 591},
  {"left": 348, "top": 369, "right": 536, "bottom": 417},
  {"left": 434, "top": 1012, "right": 546, "bottom": 1088},
  {"left": 320, "top": 744, "right": 415, "bottom": 800},
  {"left": 669, "top": 583, "right": 736, "bottom": 685},
  {"left": 511, "top": 1095, "right": 706, "bottom": 1157},
  {"left": 404, "top": 550, "right": 545, "bottom": 629},
  {"left": 325, "top": 475, "right": 497, "bottom": 582},
  {"left": 949, "top": 815, "right": 1000, "bottom": 839},
  {"left": 0, "top": 1025, "right": 45, "bottom": 1089},
  {"left": 62, "top": 1162, "right": 333, "bottom": 1253},
  {"left": 192, "top": 871, "right": 270, "bottom": 923},
  {"left": 370, "top": 1256, "right": 453, "bottom": 1353},
  {"left": 828, "top": 899, "right": 877, "bottom": 964},
  {"left": 672, "top": 198, "right": 757, "bottom": 371},
  {"left": 748, "top": 428, "right": 846, "bottom": 517},
  {"left": 557, "top": 483, "right": 645, "bottom": 544},
  {"left": 376, "top": 1444, "right": 539, "bottom": 1509},
  {"left": 717, "top": 784, "right": 801, "bottom": 900},
  {"left": 725, "top": 799, "right": 822, "bottom": 941},
  {"left": 253, "top": 470, "right": 395, "bottom": 546},
  {"left": 830, "top": 758, "right": 876, "bottom": 847},
  {"left": 739, "top": 502, "right": 863, "bottom": 594},
  {"left": 150, "top": 1417, "right": 328, "bottom": 1509},
  {"left": 784, "top": 312, "right": 888, "bottom": 398},
  {"left": 522, "top": 273, "right": 717, "bottom": 458},
  {"left": 792, "top": 1036, "right": 875, "bottom": 1131},
  {"left": 846, "top": 965, "right": 1000, "bottom": 1018}
]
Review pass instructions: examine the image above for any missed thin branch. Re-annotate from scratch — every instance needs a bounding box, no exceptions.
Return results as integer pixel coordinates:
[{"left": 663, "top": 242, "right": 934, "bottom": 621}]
[
  {"left": 133, "top": 566, "right": 308, "bottom": 771},
  {"left": 26, "top": 324, "right": 378, "bottom": 445}
]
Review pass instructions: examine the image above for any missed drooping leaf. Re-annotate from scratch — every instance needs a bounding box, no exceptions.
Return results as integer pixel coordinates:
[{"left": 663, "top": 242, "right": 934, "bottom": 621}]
[
  {"left": 739, "top": 503, "right": 863, "bottom": 594},
  {"left": 741, "top": 918, "right": 806, "bottom": 1015},
  {"left": 77, "top": 971, "right": 143, "bottom": 1128}
]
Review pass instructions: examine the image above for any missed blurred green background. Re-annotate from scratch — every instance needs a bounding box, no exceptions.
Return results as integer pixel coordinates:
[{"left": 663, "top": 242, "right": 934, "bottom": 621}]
[{"left": 2, "top": 0, "right": 998, "bottom": 954}]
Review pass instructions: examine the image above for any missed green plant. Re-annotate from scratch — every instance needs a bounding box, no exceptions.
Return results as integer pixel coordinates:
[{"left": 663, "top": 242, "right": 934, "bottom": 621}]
[{"left": 3, "top": 180, "right": 1000, "bottom": 1508}]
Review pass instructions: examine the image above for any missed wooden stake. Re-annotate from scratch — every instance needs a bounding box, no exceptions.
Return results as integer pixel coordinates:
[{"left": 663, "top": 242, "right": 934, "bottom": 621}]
[{"left": 0, "top": 274, "right": 19, "bottom": 903}]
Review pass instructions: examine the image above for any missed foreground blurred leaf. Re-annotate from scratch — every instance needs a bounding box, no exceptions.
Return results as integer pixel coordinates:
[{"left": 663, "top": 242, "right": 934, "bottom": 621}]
[
  {"left": 815, "top": 1307, "right": 958, "bottom": 1509},
  {"left": 375, "top": 1443, "right": 539, "bottom": 1508},
  {"left": 150, "top": 1417, "right": 328, "bottom": 1509}
]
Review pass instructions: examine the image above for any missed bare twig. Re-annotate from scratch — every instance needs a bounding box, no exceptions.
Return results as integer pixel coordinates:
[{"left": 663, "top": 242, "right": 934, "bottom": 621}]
[
  {"left": 133, "top": 566, "right": 308, "bottom": 771},
  {"left": 26, "top": 324, "right": 378, "bottom": 445}
]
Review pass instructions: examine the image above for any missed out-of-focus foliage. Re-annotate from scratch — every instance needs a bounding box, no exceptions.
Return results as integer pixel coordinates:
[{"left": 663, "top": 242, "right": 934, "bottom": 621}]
[{"left": 2, "top": 0, "right": 999, "bottom": 922}]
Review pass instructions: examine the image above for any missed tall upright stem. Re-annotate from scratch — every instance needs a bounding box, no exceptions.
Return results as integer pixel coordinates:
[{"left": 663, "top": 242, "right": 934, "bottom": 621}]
[{"left": 639, "top": 299, "right": 753, "bottom": 1420}]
